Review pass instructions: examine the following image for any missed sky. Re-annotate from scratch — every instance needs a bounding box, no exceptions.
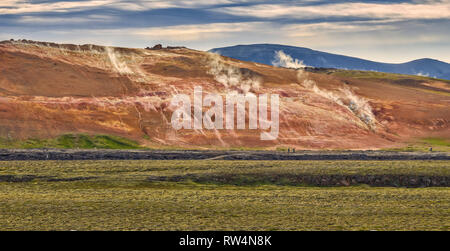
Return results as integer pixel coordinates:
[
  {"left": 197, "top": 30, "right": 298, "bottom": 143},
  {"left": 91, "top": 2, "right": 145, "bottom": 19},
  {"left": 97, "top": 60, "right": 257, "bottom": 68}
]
[{"left": 0, "top": 0, "right": 449, "bottom": 63}]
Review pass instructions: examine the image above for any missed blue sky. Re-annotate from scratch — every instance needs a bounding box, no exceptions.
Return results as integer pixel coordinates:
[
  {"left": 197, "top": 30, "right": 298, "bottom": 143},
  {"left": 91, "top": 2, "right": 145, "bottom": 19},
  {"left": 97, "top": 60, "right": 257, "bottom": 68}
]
[{"left": 1, "top": 0, "right": 449, "bottom": 63}]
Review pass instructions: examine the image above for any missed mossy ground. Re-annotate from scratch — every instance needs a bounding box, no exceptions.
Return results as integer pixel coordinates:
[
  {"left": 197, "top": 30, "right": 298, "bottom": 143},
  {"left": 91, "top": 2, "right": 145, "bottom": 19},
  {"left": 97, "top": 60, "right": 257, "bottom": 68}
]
[
  {"left": 384, "top": 137, "right": 450, "bottom": 152},
  {"left": 0, "top": 134, "right": 143, "bottom": 149},
  {"left": 319, "top": 68, "right": 450, "bottom": 83},
  {"left": 0, "top": 160, "right": 448, "bottom": 230},
  {"left": 2, "top": 134, "right": 449, "bottom": 152}
]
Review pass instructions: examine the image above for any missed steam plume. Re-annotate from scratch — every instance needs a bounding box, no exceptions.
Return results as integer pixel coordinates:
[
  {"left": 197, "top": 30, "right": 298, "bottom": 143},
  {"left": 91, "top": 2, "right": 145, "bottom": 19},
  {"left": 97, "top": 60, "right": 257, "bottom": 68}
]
[
  {"left": 301, "top": 75, "right": 376, "bottom": 129},
  {"left": 207, "top": 53, "right": 261, "bottom": 93},
  {"left": 272, "top": 50, "right": 307, "bottom": 69},
  {"left": 106, "top": 47, "right": 133, "bottom": 75}
]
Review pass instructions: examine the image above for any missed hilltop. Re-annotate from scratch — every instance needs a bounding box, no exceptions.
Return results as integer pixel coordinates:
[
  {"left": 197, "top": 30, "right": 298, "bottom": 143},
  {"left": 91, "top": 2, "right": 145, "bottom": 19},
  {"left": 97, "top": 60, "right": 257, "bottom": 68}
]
[{"left": 0, "top": 40, "right": 449, "bottom": 150}]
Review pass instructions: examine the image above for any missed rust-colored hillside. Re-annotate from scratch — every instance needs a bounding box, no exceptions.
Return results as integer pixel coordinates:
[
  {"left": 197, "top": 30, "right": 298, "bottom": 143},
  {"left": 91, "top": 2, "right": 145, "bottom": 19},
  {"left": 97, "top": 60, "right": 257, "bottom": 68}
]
[{"left": 0, "top": 40, "right": 448, "bottom": 149}]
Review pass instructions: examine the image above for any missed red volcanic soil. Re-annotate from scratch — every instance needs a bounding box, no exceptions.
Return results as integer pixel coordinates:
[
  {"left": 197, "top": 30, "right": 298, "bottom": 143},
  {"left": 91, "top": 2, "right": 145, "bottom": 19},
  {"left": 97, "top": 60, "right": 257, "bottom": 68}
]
[{"left": 0, "top": 40, "right": 448, "bottom": 149}]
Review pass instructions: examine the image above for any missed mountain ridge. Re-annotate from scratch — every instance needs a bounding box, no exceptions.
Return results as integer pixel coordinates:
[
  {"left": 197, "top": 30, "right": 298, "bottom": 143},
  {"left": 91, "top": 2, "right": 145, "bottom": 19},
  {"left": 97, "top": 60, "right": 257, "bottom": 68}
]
[{"left": 209, "top": 44, "right": 450, "bottom": 80}]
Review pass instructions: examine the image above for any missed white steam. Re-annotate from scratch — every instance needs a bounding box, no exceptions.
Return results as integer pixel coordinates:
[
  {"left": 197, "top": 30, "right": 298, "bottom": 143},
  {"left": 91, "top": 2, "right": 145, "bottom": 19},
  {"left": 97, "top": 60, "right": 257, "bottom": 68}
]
[
  {"left": 106, "top": 47, "right": 133, "bottom": 75},
  {"left": 207, "top": 53, "right": 261, "bottom": 93},
  {"left": 301, "top": 76, "right": 377, "bottom": 129},
  {"left": 105, "top": 47, "right": 149, "bottom": 83},
  {"left": 272, "top": 50, "right": 307, "bottom": 69},
  {"left": 340, "top": 88, "right": 376, "bottom": 127}
]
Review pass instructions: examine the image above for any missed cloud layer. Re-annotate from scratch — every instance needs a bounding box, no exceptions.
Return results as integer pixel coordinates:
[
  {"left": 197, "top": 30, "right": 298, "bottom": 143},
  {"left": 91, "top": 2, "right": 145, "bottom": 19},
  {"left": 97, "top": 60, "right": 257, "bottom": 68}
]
[{"left": 1, "top": 0, "right": 449, "bottom": 63}]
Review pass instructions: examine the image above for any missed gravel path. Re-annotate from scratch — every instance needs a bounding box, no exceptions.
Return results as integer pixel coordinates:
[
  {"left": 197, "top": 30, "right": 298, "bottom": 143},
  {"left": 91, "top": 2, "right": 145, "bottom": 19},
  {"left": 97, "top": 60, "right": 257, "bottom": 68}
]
[{"left": 0, "top": 149, "right": 448, "bottom": 161}]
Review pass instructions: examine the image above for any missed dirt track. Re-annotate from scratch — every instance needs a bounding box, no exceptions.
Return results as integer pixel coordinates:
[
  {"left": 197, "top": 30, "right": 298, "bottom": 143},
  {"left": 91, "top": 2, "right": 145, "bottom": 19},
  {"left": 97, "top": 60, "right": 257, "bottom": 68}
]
[{"left": 0, "top": 149, "right": 448, "bottom": 161}]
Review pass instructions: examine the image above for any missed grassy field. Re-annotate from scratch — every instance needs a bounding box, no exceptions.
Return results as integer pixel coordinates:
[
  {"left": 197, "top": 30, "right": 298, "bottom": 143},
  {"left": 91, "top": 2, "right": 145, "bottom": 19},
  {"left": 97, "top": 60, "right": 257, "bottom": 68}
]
[
  {"left": 0, "top": 134, "right": 142, "bottom": 149},
  {"left": 0, "top": 160, "right": 448, "bottom": 230},
  {"left": 307, "top": 68, "right": 450, "bottom": 97},
  {"left": 2, "top": 134, "right": 449, "bottom": 153},
  {"left": 384, "top": 137, "right": 450, "bottom": 152},
  {"left": 314, "top": 68, "right": 450, "bottom": 83}
]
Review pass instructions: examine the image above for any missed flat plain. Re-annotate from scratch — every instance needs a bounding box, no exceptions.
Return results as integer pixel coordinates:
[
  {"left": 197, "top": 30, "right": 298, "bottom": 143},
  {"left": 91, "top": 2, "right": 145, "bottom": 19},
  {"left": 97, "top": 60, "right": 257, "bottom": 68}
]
[{"left": 0, "top": 159, "right": 448, "bottom": 230}]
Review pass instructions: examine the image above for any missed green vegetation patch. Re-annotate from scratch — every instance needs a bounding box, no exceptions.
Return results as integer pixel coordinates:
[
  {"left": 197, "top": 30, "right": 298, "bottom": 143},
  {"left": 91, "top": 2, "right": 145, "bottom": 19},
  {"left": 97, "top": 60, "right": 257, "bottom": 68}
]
[
  {"left": 423, "top": 137, "right": 450, "bottom": 147},
  {"left": 385, "top": 137, "right": 450, "bottom": 152},
  {"left": 1, "top": 184, "right": 449, "bottom": 231},
  {"left": 0, "top": 160, "right": 448, "bottom": 230},
  {"left": 322, "top": 69, "right": 450, "bottom": 83},
  {"left": 0, "top": 134, "right": 143, "bottom": 149},
  {"left": 1, "top": 160, "right": 448, "bottom": 179}
]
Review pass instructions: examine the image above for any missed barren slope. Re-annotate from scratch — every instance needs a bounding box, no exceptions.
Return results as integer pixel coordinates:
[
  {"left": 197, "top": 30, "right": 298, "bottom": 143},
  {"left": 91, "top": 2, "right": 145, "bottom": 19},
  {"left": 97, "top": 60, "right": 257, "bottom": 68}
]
[{"left": 0, "top": 40, "right": 448, "bottom": 149}]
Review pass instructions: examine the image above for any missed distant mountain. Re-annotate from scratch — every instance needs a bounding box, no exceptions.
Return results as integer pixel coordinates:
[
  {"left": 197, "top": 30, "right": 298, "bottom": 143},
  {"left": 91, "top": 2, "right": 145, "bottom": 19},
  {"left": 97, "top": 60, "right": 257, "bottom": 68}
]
[{"left": 209, "top": 44, "right": 450, "bottom": 80}]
